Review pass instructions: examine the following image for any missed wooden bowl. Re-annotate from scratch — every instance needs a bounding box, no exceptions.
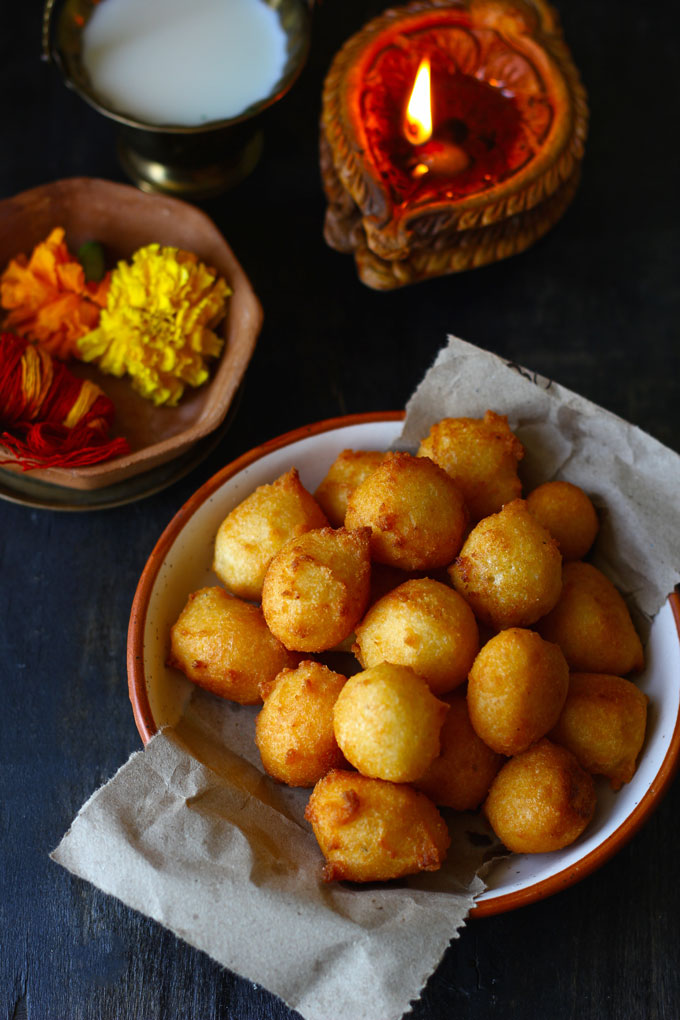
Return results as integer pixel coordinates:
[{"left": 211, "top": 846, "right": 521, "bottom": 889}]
[
  {"left": 127, "top": 413, "right": 680, "bottom": 914},
  {"left": 0, "top": 178, "right": 262, "bottom": 490}
]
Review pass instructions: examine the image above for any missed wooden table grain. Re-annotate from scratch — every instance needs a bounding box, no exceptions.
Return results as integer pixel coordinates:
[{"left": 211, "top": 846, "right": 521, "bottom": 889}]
[{"left": 1, "top": 2, "right": 679, "bottom": 1018}]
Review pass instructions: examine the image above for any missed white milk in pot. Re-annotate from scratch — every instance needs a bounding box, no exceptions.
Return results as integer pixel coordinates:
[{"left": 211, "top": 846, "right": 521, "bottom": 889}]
[{"left": 81, "top": 0, "right": 289, "bottom": 126}]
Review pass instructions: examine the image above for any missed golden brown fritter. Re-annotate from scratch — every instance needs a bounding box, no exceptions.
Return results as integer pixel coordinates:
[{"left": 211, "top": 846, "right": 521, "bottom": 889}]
[
  {"left": 526, "top": 480, "right": 599, "bottom": 561},
  {"left": 170, "top": 412, "right": 652, "bottom": 885},
  {"left": 262, "top": 526, "right": 372, "bottom": 652},
  {"left": 353, "top": 577, "right": 479, "bottom": 696},
  {"left": 168, "top": 586, "right": 297, "bottom": 704},
  {"left": 484, "top": 739, "right": 596, "bottom": 853},
  {"left": 305, "top": 769, "right": 450, "bottom": 882},
  {"left": 332, "top": 662, "right": 449, "bottom": 783},
  {"left": 418, "top": 411, "right": 524, "bottom": 522},
  {"left": 213, "top": 467, "right": 328, "bottom": 601},
  {"left": 467, "top": 628, "right": 569, "bottom": 756},
  {"left": 536, "top": 561, "right": 644, "bottom": 675},
  {"left": 550, "top": 672, "right": 648, "bottom": 790},
  {"left": 345, "top": 451, "right": 467, "bottom": 570},
  {"left": 449, "top": 499, "right": 562, "bottom": 630},
  {"left": 415, "top": 692, "right": 504, "bottom": 811},
  {"left": 314, "top": 449, "right": 386, "bottom": 527},
  {"left": 255, "top": 661, "right": 348, "bottom": 787}
]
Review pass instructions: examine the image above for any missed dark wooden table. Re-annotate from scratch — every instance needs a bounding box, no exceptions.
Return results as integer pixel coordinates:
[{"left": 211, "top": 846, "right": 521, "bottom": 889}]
[{"left": 2, "top": 2, "right": 679, "bottom": 1018}]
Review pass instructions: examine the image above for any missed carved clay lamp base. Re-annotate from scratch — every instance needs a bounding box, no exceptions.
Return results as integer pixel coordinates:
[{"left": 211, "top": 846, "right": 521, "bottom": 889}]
[{"left": 320, "top": 0, "right": 588, "bottom": 289}]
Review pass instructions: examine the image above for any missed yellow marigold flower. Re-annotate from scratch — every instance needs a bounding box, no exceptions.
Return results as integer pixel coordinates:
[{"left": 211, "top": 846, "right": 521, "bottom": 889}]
[{"left": 77, "top": 244, "right": 230, "bottom": 406}]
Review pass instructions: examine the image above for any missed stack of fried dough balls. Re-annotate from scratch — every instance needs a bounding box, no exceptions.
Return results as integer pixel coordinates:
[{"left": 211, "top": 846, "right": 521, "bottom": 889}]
[{"left": 169, "top": 411, "right": 649, "bottom": 880}]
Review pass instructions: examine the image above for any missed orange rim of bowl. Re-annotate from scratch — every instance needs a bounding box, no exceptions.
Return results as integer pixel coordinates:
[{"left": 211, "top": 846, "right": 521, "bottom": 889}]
[{"left": 127, "top": 413, "right": 680, "bottom": 916}]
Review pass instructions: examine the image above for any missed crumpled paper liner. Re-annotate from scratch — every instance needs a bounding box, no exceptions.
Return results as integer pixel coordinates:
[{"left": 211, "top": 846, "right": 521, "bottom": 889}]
[
  {"left": 52, "top": 336, "right": 680, "bottom": 1020},
  {"left": 400, "top": 337, "right": 680, "bottom": 626},
  {"left": 54, "top": 692, "right": 494, "bottom": 1020}
]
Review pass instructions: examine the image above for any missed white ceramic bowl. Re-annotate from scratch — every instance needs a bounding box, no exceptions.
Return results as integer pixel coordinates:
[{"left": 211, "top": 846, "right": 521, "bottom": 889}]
[{"left": 128, "top": 413, "right": 680, "bottom": 915}]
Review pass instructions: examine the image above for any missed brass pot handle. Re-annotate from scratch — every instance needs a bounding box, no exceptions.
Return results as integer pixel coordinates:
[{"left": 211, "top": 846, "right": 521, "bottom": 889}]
[{"left": 42, "top": 0, "right": 59, "bottom": 63}]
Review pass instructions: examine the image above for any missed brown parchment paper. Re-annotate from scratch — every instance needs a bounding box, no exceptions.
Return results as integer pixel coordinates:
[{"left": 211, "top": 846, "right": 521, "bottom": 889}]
[
  {"left": 400, "top": 336, "right": 680, "bottom": 626},
  {"left": 52, "top": 335, "right": 680, "bottom": 1020}
]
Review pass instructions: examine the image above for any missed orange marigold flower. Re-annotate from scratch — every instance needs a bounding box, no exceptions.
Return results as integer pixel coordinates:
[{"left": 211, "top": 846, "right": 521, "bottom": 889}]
[{"left": 0, "top": 227, "right": 110, "bottom": 360}]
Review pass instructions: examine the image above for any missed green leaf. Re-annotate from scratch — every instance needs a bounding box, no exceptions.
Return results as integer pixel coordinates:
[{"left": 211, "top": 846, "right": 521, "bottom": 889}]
[{"left": 77, "top": 241, "right": 106, "bottom": 282}]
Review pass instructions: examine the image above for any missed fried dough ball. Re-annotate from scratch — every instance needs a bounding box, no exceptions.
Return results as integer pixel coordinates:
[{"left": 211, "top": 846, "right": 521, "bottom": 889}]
[
  {"left": 262, "top": 527, "right": 371, "bottom": 652},
  {"left": 318, "top": 563, "right": 427, "bottom": 656},
  {"left": 213, "top": 467, "right": 328, "bottom": 601},
  {"left": 305, "top": 769, "right": 450, "bottom": 882},
  {"left": 415, "top": 692, "right": 504, "bottom": 810},
  {"left": 526, "top": 481, "right": 599, "bottom": 561},
  {"left": 467, "top": 629, "right": 569, "bottom": 755},
  {"left": 333, "top": 662, "right": 449, "bottom": 782},
  {"left": 353, "top": 578, "right": 479, "bottom": 696},
  {"left": 255, "top": 661, "right": 347, "bottom": 787},
  {"left": 550, "top": 672, "right": 648, "bottom": 790},
  {"left": 418, "top": 411, "right": 524, "bottom": 522},
  {"left": 484, "top": 739, "right": 596, "bottom": 853},
  {"left": 168, "top": 586, "right": 297, "bottom": 704},
  {"left": 345, "top": 451, "right": 467, "bottom": 570},
  {"left": 536, "top": 561, "right": 644, "bottom": 675},
  {"left": 449, "top": 499, "right": 562, "bottom": 630},
  {"left": 314, "top": 449, "right": 386, "bottom": 527}
]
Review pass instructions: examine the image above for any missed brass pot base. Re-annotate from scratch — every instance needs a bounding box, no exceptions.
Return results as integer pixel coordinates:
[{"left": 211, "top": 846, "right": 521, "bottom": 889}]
[{"left": 116, "top": 131, "right": 265, "bottom": 200}]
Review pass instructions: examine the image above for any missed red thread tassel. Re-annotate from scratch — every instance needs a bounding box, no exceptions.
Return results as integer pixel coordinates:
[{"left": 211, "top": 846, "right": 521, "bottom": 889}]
[{"left": 0, "top": 332, "right": 130, "bottom": 470}]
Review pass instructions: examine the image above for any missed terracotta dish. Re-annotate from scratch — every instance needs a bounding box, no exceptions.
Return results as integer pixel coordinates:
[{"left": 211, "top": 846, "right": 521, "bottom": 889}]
[
  {"left": 0, "top": 178, "right": 262, "bottom": 490},
  {"left": 127, "top": 413, "right": 680, "bottom": 915}
]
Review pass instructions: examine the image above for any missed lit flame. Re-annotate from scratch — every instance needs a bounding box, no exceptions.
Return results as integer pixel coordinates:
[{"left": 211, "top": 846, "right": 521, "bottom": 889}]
[{"left": 404, "top": 57, "right": 432, "bottom": 145}]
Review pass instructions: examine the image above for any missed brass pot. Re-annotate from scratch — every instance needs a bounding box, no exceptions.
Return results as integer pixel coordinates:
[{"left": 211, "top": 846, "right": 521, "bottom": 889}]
[{"left": 43, "top": 0, "right": 312, "bottom": 198}]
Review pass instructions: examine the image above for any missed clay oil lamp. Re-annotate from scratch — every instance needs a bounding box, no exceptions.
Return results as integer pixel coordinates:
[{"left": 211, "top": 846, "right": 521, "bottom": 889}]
[{"left": 321, "top": 0, "right": 588, "bottom": 289}]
